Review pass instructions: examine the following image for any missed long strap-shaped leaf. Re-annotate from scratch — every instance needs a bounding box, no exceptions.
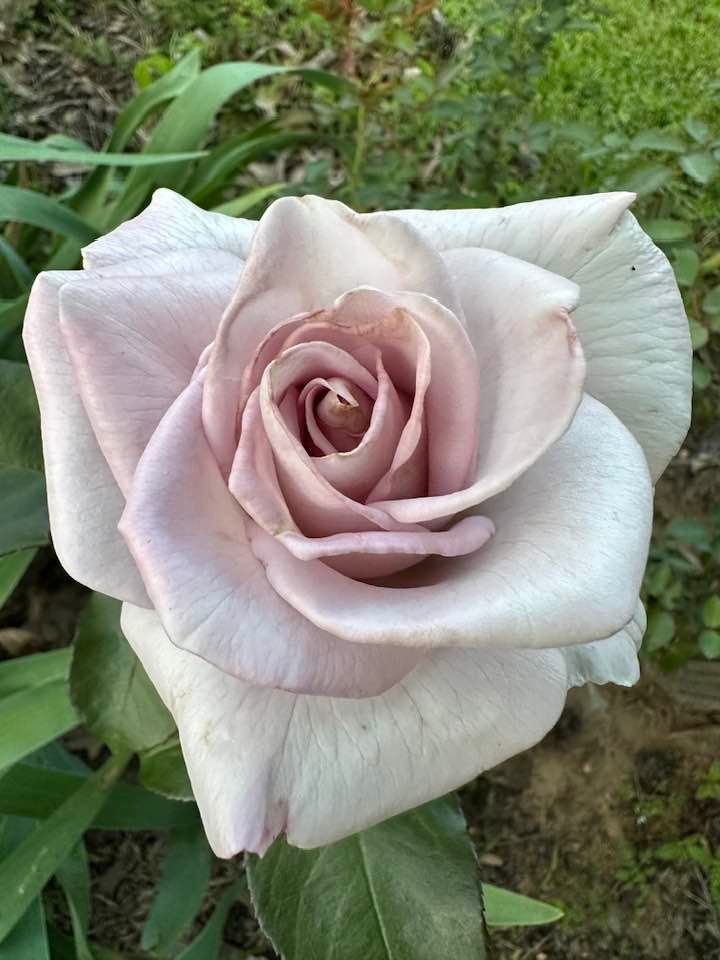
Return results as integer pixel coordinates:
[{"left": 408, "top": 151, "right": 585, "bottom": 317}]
[
  {"left": 0, "top": 751, "right": 129, "bottom": 944},
  {"left": 55, "top": 842, "right": 94, "bottom": 960},
  {"left": 0, "top": 549, "right": 36, "bottom": 611},
  {"left": 141, "top": 824, "right": 212, "bottom": 957},
  {"left": 0, "top": 185, "right": 97, "bottom": 243},
  {"left": 110, "top": 62, "right": 350, "bottom": 226},
  {"left": 0, "top": 761, "right": 200, "bottom": 830},
  {"left": 68, "top": 49, "right": 204, "bottom": 228},
  {"left": 0, "top": 648, "right": 71, "bottom": 698},
  {"left": 0, "top": 818, "right": 51, "bottom": 960},
  {"left": 0, "top": 679, "right": 78, "bottom": 770},
  {"left": 106, "top": 48, "right": 203, "bottom": 153},
  {"left": 0, "top": 135, "right": 208, "bottom": 167}
]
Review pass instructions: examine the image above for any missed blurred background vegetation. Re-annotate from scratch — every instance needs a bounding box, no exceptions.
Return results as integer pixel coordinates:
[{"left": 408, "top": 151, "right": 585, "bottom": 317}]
[{"left": 1, "top": 1, "right": 719, "bottom": 958}]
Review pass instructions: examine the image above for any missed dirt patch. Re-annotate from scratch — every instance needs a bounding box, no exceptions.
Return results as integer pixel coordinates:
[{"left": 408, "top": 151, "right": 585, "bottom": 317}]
[
  {"left": 463, "top": 676, "right": 720, "bottom": 959},
  {"left": 0, "top": 0, "right": 151, "bottom": 147}
]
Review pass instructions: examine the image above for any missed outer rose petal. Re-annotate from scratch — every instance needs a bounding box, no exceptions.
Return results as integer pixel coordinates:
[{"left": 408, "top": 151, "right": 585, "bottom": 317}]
[
  {"left": 562, "top": 601, "right": 646, "bottom": 688},
  {"left": 23, "top": 272, "right": 148, "bottom": 606},
  {"left": 249, "top": 395, "right": 653, "bottom": 651},
  {"left": 59, "top": 266, "right": 236, "bottom": 493},
  {"left": 82, "top": 188, "right": 255, "bottom": 267},
  {"left": 121, "top": 602, "right": 569, "bottom": 855},
  {"left": 389, "top": 194, "right": 691, "bottom": 480},
  {"left": 203, "top": 194, "right": 462, "bottom": 471},
  {"left": 119, "top": 379, "right": 421, "bottom": 697}
]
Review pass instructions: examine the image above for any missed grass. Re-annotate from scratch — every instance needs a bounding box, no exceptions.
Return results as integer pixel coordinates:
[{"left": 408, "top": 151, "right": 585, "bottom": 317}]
[{"left": 536, "top": 0, "right": 720, "bottom": 131}]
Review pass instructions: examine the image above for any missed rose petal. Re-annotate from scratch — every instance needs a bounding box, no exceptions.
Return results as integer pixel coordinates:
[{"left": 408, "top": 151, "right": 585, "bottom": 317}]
[
  {"left": 23, "top": 272, "right": 148, "bottom": 605},
  {"left": 249, "top": 394, "right": 652, "bottom": 650},
  {"left": 82, "top": 188, "right": 255, "bottom": 268},
  {"left": 122, "top": 602, "right": 568, "bottom": 855},
  {"left": 562, "top": 601, "right": 645, "bottom": 688},
  {"left": 276, "top": 515, "right": 495, "bottom": 561},
  {"left": 119, "top": 379, "right": 420, "bottom": 697},
  {"left": 59, "top": 266, "right": 236, "bottom": 493},
  {"left": 203, "top": 195, "right": 461, "bottom": 472},
  {"left": 88, "top": 247, "right": 243, "bottom": 281},
  {"left": 232, "top": 386, "right": 430, "bottom": 580},
  {"left": 372, "top": 250, "right": 584, "bottom": 523},
  {"left": 390, "top": 194, "right": 691, "bottom": 479},
  {"left": 256, "top": 342, "right": 413, "bottom": 538},
  {"left": 299, "top": 360, "right": 408, "bottom": 501}
]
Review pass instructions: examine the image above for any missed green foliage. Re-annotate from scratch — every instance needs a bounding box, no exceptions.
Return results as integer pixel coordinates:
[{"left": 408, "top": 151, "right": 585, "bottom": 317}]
[
  {"left": 139, "top": 734, "right": 195, "bottom": 801},
  {"left": 0, "top": 818, "right": 52, "bottom": 960},
  {"left": 0, "top": 752, "right": 128, "bottom": 943},
  {"left": 0, "top": 761, "right": 199, "bottom": 830},
  {"left": 483, "top": 884, "right": 564, "bottom": 927},
  {"left": 248, "top": 794, "right": 488, "bottom": 960},
  {"left": 70, "top": 593, "right": 176, "bottom": 755},
  {"left": 0, "top": 671, "right": 78, "bottom": 770},
  {"left": 536, "top": 0, "right": 720, "bottom": 131},
  {"left": 141, "top": 825, "right": 212, "bottom": 957},
  {"left": 643, "top": 509, "right": 720, "bottom": 668},
  {"left": 249, "top": 793, "right": 561, "bottom": 958}
]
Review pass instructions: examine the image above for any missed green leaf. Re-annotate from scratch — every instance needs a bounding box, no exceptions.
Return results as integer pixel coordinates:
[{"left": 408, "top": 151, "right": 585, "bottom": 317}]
[
  {"left": 0, "top": 360, "right": 43, "bottom": 472},
  {"left": 702, "top": 286, "right": 720, "bottom": 316},
  {"left": 0, "top": 761, "right": 199, "bottom": 830},
  {"left": 0, "top": 185, "right": 97, "bottom": 243},
  {"left": 0, "top": 678, "right": 78, "bottom": 770},
  {"left": 0, "top": 648, "right": 71, "bottom": 699},
  {"left": 642, "top": 219, "right": 692, "bottom": 243},
  {"left": 667, "top": 518, "right": 710, "bottom": 547},
  {"left": 0, "top": 236, "right": 34, "bottom": 290},
  {"left": 141, "top": 825, "right": 212, "bottom": 957},
  {"left": 0, "top": 752, "right": 128, "bottom": 945},
  {"left": 71, "top": 593, "right": 175, "bottom": 754},
  {"left": 111, "top": 62, "right": 346, "bottom": 225},
  {"left": 187, "top": 131, "right": 308, "bottom": 205},
  {"left": 0, "top": 548, "right": 35, "bottom": 610},
  {"left": 679, "top": 152, "right": 718, "bottom": 185},
  {"left": 703, "top": 595, "right": 720, "bottom": 629},
  {"left": 645, "top": 610, "right": 675, "bottom": 651},
  {"left": 64, "top": 51, "right": 204, "bottom": 230},
  {"left": 0, "top": 466, "right": 49, "bottom": 556},
  {"left": 107, "top": 49, "right": 203, "bottom": 153},
  {"left": 690, "top": 320, "right": 709, "bottom": 350},
  {"left": 671, "top": 247, "right": 700, "bottom": 287},
  {"left": 619, "top": 164, "right": 672, "bottom": 195},
  {"left": 55, "top": 843, "right": 94, "bottom": 960},
  {"left": 483, "top": 884, "right": 563, "bottom": 927},
  {"left": 693, "top": 358, "right": 711, "bottom": 390},
  {"left": 177, "top": 881, "right": 242, "bottom": 960},
  {"left": 629, "top": 130, "right": 686, "bottom": 153},
  {"left": 683, "top": 117, "right": 711, "bottom": 145},
  {"left": 139, "top": 734, "right": 194, "bottom": 801},
  {"left": 211, "top": 183, "right": 286, "bottom": 217},
  {"left": 699, "top": 630, "right": 720, "bottom": 660},
  {"left": 247, "top": 794, "right": 486, "bottom": 960},
  {"left": 0, "top": 819, "right": 51, "bottom": 960},
  {"left": 0, "top": 135, "right": 208, "bottom": 167},
  {"left": 0, "top": 294, "right": 30, "bottom": 356},
  {"left": 48, "top": 926, "right": 148, "bottom": 960}
]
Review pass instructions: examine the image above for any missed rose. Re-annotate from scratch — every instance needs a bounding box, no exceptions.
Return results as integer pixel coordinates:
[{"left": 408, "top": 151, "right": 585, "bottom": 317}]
[{"left": 24, "top": 190, "right": 690, "bottom": 856}]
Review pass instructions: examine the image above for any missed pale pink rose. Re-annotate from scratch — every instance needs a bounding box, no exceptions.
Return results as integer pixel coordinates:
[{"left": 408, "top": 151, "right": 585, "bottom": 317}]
[{"left": 24, "top": 191, "right": 691, "bottom": 855}]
